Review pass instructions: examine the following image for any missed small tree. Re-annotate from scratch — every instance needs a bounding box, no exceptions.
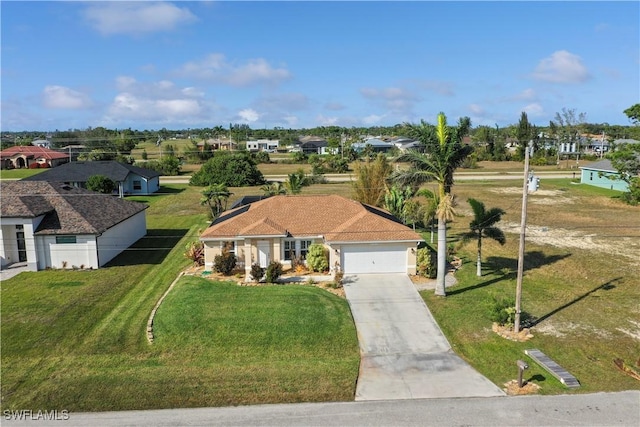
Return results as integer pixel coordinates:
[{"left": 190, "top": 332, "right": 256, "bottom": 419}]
[
  {"left": 250, "top": 263, "right": 265, "bottom": 283},
  {"left": 213, "top": 243, "right": 237, "bottom": 275},
  {"left": 463, "top": 198, "right": 506, "bottom": 276},
  {"left": 201, "top": 184, "right": 232, "bottom": 220},
  {"left": 352, "top": 153, "right": 392, "bottom": 207},
  {"left": 86, "top": 174, "right": 116, "bottom": 194},
  {"left": 184, "top": 241, "right": 204, "bottom": 266},
  {"left": 265, "top": 261, "right": 284, "bottom": 283},
  {"left": 306, "top": 244, "right": 329, "bottom": 272}
]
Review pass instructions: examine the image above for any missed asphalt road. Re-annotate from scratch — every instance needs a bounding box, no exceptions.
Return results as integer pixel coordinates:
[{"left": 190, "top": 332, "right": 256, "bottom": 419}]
[
  {"left": 161, "top": 171, "right": 577, "bottom": 184},
  {"left": 4, "top": 391, "right": 638, "bottom": 426}
]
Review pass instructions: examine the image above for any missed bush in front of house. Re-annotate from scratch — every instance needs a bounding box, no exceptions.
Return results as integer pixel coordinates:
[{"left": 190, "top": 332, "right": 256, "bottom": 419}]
[
  {"left": 29, "top": 163, "right": 40, "bottom": 169},
  {"left": 265, "top": 261, "right": 284, "bottom": 283},
  {"left": 250, "top": 263, "right": 265, "bottom": 283},
  {"left": 416, "top": 247, "right": 437, "bottom": 279},
  {"left": 213, "top": 249, "right": 236, "bottom": 275},
  {"left": 306, "top": 244, "right": 329, "bottom": 272}
]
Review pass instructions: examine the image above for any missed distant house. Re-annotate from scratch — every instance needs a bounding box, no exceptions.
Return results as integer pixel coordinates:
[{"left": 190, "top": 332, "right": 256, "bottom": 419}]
[
  {"left": 22, "top": 161, "right": 160, "bottom": 197},
  {"left": 246, "top": 139, "right": 279, "bottom": 152},
  {"left": 32, "top": 139, "right": 52, "bottom": 149},
  {"left": 390, "top": 137, "right": 421, "bottom": 152},
  {"left": 579, "top": 159, "right": 628, "bottom": 191},
  {"left": 299, "top": 137, "right": 330, "bottom": 155},
  {"left": 200, "top": 194, "right": 423, "bottom": 278},
  {"left": 0, "top": 145, "right": 69, "bottom": 169},
  {"left": 352, "top": 138, "right": 395, "bottom": 153},
  {"left": 199, "top": 138, "right": 236, "bottom": 151},
  {"left": 0, "top": 181, "right": 148, "bottom": 271}
]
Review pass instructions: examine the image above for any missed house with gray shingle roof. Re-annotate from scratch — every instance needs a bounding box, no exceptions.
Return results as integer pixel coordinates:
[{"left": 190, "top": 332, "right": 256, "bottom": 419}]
[
  {"left": 200, "top": 194, "right": 423, "bottom": 278},
  {"left": 579, "top": 159, "right": 629, "bottom": 191},
  {"left": 22, "top": 161, "right": 160, "bottom": 196},
  {"left": 0, "top": 181, "right": 148, "bottom": 272}
]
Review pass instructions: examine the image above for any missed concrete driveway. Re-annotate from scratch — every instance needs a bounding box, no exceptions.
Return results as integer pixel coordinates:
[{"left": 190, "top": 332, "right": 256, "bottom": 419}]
[
  {"left": 343, "top": 274, "right": 504, "bottom": 400},
  {"left": 0, "top": 262, "right": 28, "bottom": 281}
]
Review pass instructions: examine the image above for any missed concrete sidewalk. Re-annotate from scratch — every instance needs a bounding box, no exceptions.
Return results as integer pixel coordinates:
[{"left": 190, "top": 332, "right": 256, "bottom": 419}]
[{"left": 343, "top": 274, "right": 504, "bottom": 400}]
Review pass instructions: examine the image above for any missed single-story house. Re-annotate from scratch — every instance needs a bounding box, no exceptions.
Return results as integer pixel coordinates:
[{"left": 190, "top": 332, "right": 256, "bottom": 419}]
[
  {"left": 300, "top": 138, "right": 330, "bottom": 155},
  {"left": 579, "top": 159, "right": 628, "bottom": 191},
  {"left": 352, "top": 138, "right": 396, "bottom": 153},
  {"left": 200, "top": 194, "right": 423, "bottom": 278},
  {"left": 32, "top": 139, "right": 52, "bottom": 149},
  {"left": 0, "top": 181, "right": 148, "bottom": 271},
  {"left": 246, "top": 139, "right": 279, "bottom": 152},
  {"left": 22, "top": 161, "right": 161, "bottom": 196},
  {"left": 0, "top": 145, "right": 69, "bottom": 169}
]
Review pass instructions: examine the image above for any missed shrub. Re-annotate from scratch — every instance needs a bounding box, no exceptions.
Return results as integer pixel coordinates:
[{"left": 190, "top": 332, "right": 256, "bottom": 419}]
[
  {"left": 184, "top": 241, "right": 204, "bottom": 266},
  {"left": 141, "top": 149, "right": 148, "bottom": 160},
  {"left": 416, "top": 247, "right": 437, "bottom": 279},
  {"left": 86, "top": 174, "right": 116, "bottom": 194},
  {"left": 29, "top": 162, "right": 40, "bottom": 169},
  {"left": 265, "top": 261, "right": 284, "bottom": 283},
  {"left": 213, "top": 249, "right": 236, "bottom": 275},
  {"left": 488, "top": 297, "right": 516, "bottom": 327},
  {"left": 292, "top": 255, "right": 306, "bottom": 273},
  {"left": 332, "top": 270, "right": 344, "bottom": 289},
  {"left": 250, "top": 263, "right": 265, "bottom": 283},
  {"left": 306, "top": 244, "right": 329, "bottom": 272},
  {"left": 189, "top": 152, "right": 265, "bottom": 187}
]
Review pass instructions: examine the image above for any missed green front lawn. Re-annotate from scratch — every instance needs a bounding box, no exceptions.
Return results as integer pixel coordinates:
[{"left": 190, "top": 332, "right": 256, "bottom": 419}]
[{"left": 0, "top": 168, "right": 46, "bottom": 179}]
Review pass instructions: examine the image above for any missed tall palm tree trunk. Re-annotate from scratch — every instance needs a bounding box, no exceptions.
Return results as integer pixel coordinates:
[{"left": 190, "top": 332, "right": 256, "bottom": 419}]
[
  {"left": 476, "top": 234, "right": 483, "bottom": 277},
  {"left": 435, "top": 218, "right": 447, "bottom": 296}
]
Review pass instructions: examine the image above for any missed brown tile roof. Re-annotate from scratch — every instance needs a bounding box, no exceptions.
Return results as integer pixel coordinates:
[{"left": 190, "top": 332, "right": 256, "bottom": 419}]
[
  {"left": 0, "top": 145, "right": 68, "bottom": 160},
  {"left": 0, "top": 181, "right": 148, "bottom": 235},
  {"left": 201, "top": 194, "right": 422, "bottom": 243}
]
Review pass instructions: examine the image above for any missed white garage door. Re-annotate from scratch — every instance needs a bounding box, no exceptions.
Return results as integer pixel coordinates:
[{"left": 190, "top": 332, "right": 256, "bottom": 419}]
[{"left": 341, "top": 244, "right": 407, "bottom": 274}]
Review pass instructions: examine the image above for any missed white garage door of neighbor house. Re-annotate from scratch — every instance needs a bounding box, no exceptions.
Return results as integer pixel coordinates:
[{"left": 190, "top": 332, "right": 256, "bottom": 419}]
[{"left": 341, "top": 244, "right": 407, "bottom": 274}]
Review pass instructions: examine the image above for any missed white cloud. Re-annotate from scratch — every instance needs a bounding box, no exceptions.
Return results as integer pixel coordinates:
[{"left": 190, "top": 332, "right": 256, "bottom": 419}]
[
  {"left": 283, "top": 116, "right": 299, "bottom": 127},
  {"left": 416, "top": 80, "right": 455, "bottom": 96},
  {"left": 42, "top": 85, "right": 93, "bottom": 109},
  {"left": 468, "top": 104, "right": 485, "bottom": 116},
  {"left": 105, "top": 77, "right": 209, "bottom": 123},
  {"left": 176, "top": 53, "right": 292, "bottom": 87},
  {"left": 83, "top": 2, "right": 197, "bottom": 36},
  {"left": 362, "top": 114, "right": 385, "bottom": 125},
  {"left": 532, "top": 50, "right": 591, "bottom": 84},
  {"left": 256, "top": 93, "right": 309, "bottom": 111},
  {"left": 523, "top": 103, "right": 544, "bottom": 117},
  {"left": 108, "top": 93, "right": 202, "bottom": 120},
  {"left": 238, "top": 108, "right": 260, "bottom": 123},
  {"left": 316, "top": 114, "right": 338, "bottom": 126},
  {"left": 324, "top": 102, "right": 345, "bottom": 111},
  {"left": 512, "top": 88, "right": 537, "bottom": 101},
  {"left": 360, "top": 86, "right": 420, "bottom": 113}
]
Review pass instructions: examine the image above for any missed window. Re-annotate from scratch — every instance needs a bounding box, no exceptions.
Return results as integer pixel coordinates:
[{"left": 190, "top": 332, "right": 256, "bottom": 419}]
[
  {"left": 590, "top": 172, "right": 593, "bottom": 181},
  {"left": 56, "top": 236, "right": 77, "bottom": 244},
  {"left": 300, "top": 240, "right": 312, "bottom": 258},
  {"left": 284, "top": 240, "right": 295, "bottom": 261},
  {"left": 133, "top": 180, "right": 142, "bottom": 190},
  {"left": 221, "top": 241, "right": 235, "bottom": 255}
]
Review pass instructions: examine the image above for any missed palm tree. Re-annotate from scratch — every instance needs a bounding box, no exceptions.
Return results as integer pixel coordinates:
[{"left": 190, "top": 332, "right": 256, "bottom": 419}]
[
  {"left": 285, "top": 171, "right": 305, "bottom": 194},
  {"left": 261, "top": 182, "right": 286, "bottom": 196},
  {"left": 393, "top": 112, "right": 473, "bottom": 296},
  {"left": 416, "top": 188, "right": 438, "bottom": 244},
  {"left": 201, "top": 183, "right": 232, "bottom": 220},
  {"left": 464, "top": 198, "right": 506, "bottom": 277}
]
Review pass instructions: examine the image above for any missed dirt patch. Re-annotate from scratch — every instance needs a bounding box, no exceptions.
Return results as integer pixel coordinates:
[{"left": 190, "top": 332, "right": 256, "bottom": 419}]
[
  {"left": 534, "top": 321, "right": 613, "bottom": 339},
  {"left": 492, "top": 323, "right": 534, "bottom": 342},
  {"left": 503, "top": 379, "right": 541, "bottom": 395},
  {"left": 501, "top": 221, "right": 640, "bottom": 262}
]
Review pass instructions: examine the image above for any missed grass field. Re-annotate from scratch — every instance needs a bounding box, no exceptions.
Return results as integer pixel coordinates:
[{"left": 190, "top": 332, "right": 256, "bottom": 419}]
[
  {"left": 0, "top": 184, "right": 359, "bottom": 411},
  {"left": 1, "top": 175, "right": 638, "bottom": 411},
  {"left": 0, "top": 168, "right": 46, "bottom": 179}
]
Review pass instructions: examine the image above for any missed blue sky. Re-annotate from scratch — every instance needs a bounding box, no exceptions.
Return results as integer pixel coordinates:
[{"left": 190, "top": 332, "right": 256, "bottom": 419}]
[{"left": 2, "top": 1, "right": 639, "bottom": 131}]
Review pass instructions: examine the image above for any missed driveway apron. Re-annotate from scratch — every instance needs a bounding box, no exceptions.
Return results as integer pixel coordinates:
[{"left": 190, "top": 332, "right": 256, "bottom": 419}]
[{"left": 343, "top": 274, "right": 504, "bottom": 400}]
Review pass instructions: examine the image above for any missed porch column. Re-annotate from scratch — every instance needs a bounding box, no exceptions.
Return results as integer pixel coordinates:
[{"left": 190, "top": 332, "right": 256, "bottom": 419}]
[
  {"left": 244, "top": 239, "right": 252, "bottom": 282},
  {"left": 23, "top": 222, "right": 38, "bottom": 271}
]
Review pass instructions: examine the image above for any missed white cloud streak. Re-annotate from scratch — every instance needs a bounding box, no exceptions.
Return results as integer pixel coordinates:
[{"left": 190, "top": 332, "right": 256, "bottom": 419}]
[
  {"left": 176, "top": 54, "right": 292, "bottom": 87},
  {"left": 42, "top": 85, "right": 93, "bottom": 109},
  {"left": 532, "top": 50, "right": 591, "bottom": 84},
  {"left": 83, "top": 2, "right": 197, "bottom": 36}
]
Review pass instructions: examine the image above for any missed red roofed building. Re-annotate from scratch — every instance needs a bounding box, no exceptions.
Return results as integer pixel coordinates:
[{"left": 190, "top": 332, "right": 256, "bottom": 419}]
[{"left": 0, "top": 145, "right": 69, "bottom": 169}]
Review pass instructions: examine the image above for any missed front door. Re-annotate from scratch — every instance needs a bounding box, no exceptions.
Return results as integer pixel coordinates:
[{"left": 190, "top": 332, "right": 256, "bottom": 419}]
[
  {"left": 257, "top": 241, "right": 270, "bottom": 268},
  {"left": 16, "top": 231, "right": 27, "bottom": 262}
]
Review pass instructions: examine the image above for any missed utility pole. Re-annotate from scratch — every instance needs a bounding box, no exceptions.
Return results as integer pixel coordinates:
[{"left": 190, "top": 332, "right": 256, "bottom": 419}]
[{"left": 514, "top": 141, "right": 533, "bottom": 333}]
